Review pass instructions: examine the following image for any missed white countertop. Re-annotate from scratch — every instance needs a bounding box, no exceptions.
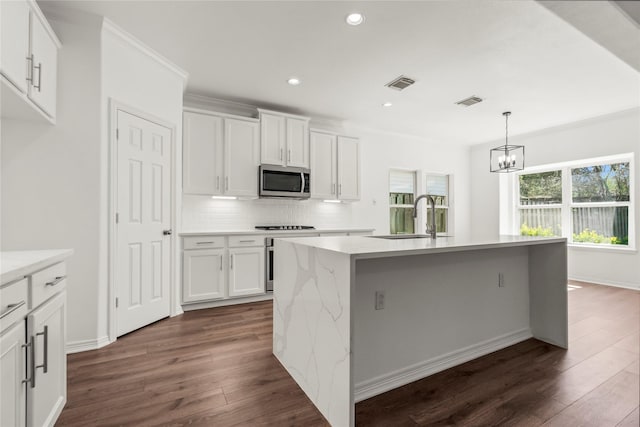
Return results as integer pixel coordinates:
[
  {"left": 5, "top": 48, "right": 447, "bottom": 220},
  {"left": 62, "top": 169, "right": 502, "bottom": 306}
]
[
  {"left": 179, "top": 228, "right": 375, "bottom": 236},
  {"left": 276, "top": 234, "right": 567, "bottom": 260},
  {"left": 1, "top": 249, "right": 74, "bottom": 284}
]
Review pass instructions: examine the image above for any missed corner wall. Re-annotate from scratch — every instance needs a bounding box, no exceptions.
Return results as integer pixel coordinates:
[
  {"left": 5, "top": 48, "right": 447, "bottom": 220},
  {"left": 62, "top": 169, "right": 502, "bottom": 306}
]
[{"left": 470, "top": 108, "right": 640, "bottom": 289}]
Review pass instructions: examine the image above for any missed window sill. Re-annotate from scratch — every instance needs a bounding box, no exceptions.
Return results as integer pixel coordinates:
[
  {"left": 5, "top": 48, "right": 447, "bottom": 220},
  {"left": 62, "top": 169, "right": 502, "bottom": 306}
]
[{"left": 568, "top": 243, "right": 637, "bottom": 254}]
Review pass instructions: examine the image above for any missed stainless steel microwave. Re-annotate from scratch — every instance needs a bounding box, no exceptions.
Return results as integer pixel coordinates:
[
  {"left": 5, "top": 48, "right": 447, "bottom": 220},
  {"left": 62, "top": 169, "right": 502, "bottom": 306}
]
[{"left": 259, "top": 165, "right": 310, "bottom": 199}]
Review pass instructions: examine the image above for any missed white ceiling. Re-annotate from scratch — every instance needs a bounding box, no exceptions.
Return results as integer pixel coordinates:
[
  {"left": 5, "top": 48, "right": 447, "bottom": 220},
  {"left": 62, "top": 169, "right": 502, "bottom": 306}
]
[{"left": 43, "top": 0, "right": 640, "bottom": 146}]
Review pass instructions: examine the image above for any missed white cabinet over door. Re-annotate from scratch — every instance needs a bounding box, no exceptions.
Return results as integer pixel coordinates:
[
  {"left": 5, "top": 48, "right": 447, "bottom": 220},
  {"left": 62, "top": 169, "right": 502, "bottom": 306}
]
[
  {"left": 285, "top": 117, "right": 309, "bottom": 168},
  {"left": 310, "top": 130, "right": 337, "bottom": 199},
  {"left": 28, "top": 12, "right": 58, "bottom": 118},
  {"left": 260, "top": 112, "right": 285, "bottom": 166},
  {"left": 27, "top": 290, "right": 66, "bottom": 427},
  {"left": 225, "top": 118, "right": 259, "bottom": 197},
  {"left": 228, "top": 247, "right": 265, "bottom": 297},
  {"left": 0, "top": 0, "right": 30, "bottom": 94},
  {"left": 337, "top": 136, "right": 360, "bottom": 201},
  {"left": 183, "top": 112, "right": 223, "bottom": 195},
  {"left": 183, "top": 249, "right": 225, "bottom": 303}
]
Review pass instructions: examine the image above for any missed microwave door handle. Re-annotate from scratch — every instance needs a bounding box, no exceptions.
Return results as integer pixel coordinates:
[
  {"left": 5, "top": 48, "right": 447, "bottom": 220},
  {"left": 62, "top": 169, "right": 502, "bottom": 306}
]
[{"left": 300, "top": 172, "right": 305, "bottom": 194}]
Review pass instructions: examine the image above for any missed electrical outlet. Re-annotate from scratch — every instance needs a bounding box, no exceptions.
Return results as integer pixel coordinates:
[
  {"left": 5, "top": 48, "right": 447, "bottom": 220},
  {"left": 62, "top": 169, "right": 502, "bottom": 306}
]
[
  {"left": 498, "top": 273, "right": 505, "bottom": 287},
  {"left": 375, "top": 291, "right": 385, "bottom": 310}
]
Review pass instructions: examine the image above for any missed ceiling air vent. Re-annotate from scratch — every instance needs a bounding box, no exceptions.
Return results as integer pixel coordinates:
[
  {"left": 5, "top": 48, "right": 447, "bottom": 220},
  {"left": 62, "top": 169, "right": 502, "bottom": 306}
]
[
  {"left": 385, "top": 76, "right": 416, "bottom": 91},
  {"left": 455, "top": 96, "right": 484, "bottom": 107}
]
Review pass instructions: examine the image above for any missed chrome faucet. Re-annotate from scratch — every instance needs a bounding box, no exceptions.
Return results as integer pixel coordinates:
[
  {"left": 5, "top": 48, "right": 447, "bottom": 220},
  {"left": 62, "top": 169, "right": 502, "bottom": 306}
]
[{"left": 413, "top": 194, "right": 437, "bottom": 239}]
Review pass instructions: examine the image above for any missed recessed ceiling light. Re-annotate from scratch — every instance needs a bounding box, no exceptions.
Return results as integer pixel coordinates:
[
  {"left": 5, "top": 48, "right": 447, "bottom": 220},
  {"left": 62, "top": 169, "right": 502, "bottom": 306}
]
[
  {"left": 345, "top": 12, "right": 365, "bottom": 26},
  {"left": 287, "top": 77, "right": 301, "bottom": 86},
  {"left": 382, "top": 102, "right": 393, "bottom": 107}
]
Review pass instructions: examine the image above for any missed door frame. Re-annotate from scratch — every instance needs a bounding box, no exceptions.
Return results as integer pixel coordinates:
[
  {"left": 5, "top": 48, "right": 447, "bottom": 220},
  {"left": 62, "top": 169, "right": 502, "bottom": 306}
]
[{"left": 107, "top": 99, "right": 178, "bottom": 343}]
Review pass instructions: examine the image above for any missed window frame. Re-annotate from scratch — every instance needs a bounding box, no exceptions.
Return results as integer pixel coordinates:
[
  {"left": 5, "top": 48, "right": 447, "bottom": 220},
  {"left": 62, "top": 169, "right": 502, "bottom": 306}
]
[
  {"left": 425, "top": 173, "right": 451, "bottom": 236},
  {"left": 508, "top": 153, "right": 635, "bottom": 251}
]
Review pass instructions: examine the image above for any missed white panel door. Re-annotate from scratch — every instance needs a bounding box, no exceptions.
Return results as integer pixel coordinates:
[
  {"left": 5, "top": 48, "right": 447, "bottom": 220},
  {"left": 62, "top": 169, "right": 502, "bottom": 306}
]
[
  {"left": 182, "top": 249, "right": 225, "bottom": 303},
  {"left": 183, "top": 112, "right": 223, "bottom": 195},
  {"left": 116, "top": 110, "right": 172, "bottom": 336},
  {"left": 225, "top": 118, "right": 259, "bottom": 197},
  {"left": 310, "top": 131, "right": 337, "bottom": 199},
  {"left": 260, "top": 113, "right": 285, "bottom": 166},
  {"left": 0, "top": 321, "right": 26, "bottom": 427},
  {"left": 286, "top": 117, "right": 309, "bottom": 168},
  {"left": 26, "top": 291, "right": 66, "bottom": 427},
  {"left": 28, "top": 12, "right": 57, "bottom": 118},
  {"left": 228, "top": 247, "right": 265, "bottom": 297},
  {"left": 0, "top": 0, "right": 30, "bottom": 94},
  {"left": 337, "top": 136, "right": 360, "bottom": 201}
]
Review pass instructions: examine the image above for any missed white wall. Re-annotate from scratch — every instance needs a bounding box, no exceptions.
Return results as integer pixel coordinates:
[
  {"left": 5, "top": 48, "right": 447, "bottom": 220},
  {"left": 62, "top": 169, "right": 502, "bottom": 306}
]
[
  {"left": 470, "top": 108, "right": 640, "bottom": 289},
  {"left": 100, "top": 21, "right": 187, "bottom": 339},
  {"left": 1, "top": 10, "right": 103, "bottom": 346},
  {"left": 182, "top": 125, "right": 471, "bottom": 237}
]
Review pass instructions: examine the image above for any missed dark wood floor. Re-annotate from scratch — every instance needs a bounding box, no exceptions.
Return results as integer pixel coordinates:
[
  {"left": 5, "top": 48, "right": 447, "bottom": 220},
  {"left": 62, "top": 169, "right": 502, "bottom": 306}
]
[{"left": 57, "top": 281, "right": 639, "bottom": 426}]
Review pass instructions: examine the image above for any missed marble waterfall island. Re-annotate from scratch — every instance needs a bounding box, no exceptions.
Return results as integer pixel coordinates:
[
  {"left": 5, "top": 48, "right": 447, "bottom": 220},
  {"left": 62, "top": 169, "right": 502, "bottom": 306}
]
[{"left": 272, "top": 235, "right": 567, "bottom": 427}]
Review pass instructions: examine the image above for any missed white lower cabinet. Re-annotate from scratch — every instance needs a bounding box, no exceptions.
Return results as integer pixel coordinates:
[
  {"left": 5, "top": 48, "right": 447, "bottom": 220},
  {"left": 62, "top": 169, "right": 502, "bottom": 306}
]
[
  {"left": 27, "top": 291, "right": 66, "bottom": 427},
  {"left": 0, "top": 321, "right": 27, "bottom": 427},
  {"left": 228, "top": 247, "right": 265, "bottom": 297},
  {"left": 182, "top": 235, "right": 266, "bottom": 304},
  {"left": 183, "top": 249, "right": 225, "bottom": 302}
]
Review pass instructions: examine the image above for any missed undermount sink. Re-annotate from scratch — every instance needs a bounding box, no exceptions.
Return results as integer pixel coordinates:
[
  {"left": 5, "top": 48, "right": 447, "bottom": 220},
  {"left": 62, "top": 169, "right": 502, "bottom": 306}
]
[{"left": 368, "top": 234, "right": 433, "bottom": 240}]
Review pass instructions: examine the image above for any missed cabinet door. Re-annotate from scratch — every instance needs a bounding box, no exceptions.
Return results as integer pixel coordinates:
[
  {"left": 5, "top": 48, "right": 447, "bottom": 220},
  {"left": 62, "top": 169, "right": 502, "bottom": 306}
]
[
  {"left": 1, "top": 321, "right": 27, "bottom": 427},
  {"left": 183, "top": 112, "right": 224, "bottom": 195},
  {"left": 28, "top": 12, "right": 58, "bottom": 118},
  {"left": 27, "top": 291, "right": 66, "bottom": 427},
  {"left": 260, "top": 113, "right": 285, "bottom": 166},
  {"left": 337, "top": 136, "right": 360, "bottom": 201},
  {"left": 225, "top": 118, "right": 259, "bottom": 197},
  {"left": 183, "top": 249, "right": 225, "bottom": 303},
  {"left": 228, "top": 247, "right": 265, "bottom": 297},
  {"left": 0, "top": 0, "right": 30, "bottom": 94},
  {"left": 286, "top": 117, "right": 309, "bottom": 168},
  {"left": 310, "top": 131, "right": 337, "bottom": 199}
]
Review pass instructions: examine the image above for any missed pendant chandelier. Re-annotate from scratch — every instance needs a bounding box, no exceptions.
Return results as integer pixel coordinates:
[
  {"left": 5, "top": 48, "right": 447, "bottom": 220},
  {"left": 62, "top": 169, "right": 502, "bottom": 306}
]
[{"left": 490, "top": 111, "right": 524, "bottom": 173}]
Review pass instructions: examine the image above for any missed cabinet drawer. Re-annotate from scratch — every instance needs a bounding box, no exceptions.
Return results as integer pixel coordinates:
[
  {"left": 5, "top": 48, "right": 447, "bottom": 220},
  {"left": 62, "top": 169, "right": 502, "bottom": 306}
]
[
  {"left": 0, "top": 278, "right": 28, "bottom": 331},
  {"left": 228, "top": 235, "right": 265, "bottom": 248},
  {"left": 30, "top": 262, "right": 66, "bottom": 309},
  {"left": 183, "top": 236, "right": 225, "bottom": 250}
]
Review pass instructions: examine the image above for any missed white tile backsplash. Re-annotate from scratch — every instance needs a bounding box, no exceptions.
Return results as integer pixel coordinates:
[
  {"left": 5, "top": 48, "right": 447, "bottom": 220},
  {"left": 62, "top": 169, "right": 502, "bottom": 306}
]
[{"left": 182, "top": 195, "right": 354, "bottom": 231}]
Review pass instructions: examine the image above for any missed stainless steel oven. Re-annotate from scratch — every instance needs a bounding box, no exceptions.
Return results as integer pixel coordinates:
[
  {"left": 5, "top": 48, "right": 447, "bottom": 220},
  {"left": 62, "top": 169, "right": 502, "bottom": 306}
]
[
  {"left": 265, "top": 237, "right": 275, "bottom": 292},
  {"left": 260, "top": 226, "right": 316, "bottom": 292},
  {"left": 259, "top": 165, "right": 310, "bottom": 199}
]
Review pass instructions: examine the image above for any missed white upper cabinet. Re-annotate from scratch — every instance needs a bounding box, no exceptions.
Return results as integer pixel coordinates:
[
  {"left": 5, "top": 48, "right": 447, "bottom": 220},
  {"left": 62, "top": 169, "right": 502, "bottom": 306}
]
[
  {"left": 310, "top": 130, "right": 360, "bottom": 201},
  {"left": 0, "top": 0, "right": 31, "bottom": 94},
  {"left": 259, "top": 109, "right": 309, "bottom": 168},
  {"left": 310, "top": 131, "right": 337, "bottom": 199},
  {"left": 183, "top": 109, "right": 259, "bottom": 198},
  {"left": 183, "top": 112, "right": 223, "bottom": 195},
  {"left": 0, "top": 0, "right": 60, "bottom": 123},
  {"left": 28, "top": 12, "right": 58, "bottom": 118},
  {"left": 337, "top": 136, "right": 360, "bottom": 201},
  {"left": 225, "top": 118, "right": 259, "bottom": 197}
]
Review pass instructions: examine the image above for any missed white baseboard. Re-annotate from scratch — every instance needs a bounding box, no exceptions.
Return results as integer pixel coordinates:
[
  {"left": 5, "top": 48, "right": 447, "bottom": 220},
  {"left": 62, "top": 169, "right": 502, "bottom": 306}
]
[
  {"left": 569, "top": 276, "right": 639, "bottom": 291},
  {"left": 354, "top": 328, "right": 532, "bottom": 403},
  {"left": 66, "top": 335, "right": 111, "bottom": 354},
  {"left": 182, "top": 293, "right": 273, "bottom": 311}
]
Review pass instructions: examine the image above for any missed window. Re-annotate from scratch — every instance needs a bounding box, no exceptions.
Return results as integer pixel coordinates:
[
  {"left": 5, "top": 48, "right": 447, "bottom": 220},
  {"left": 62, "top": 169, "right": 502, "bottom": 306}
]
[
  {"left": 514, "top": 155, "right": 633, "bottom": 248},
  {"left": 389, "top": 170, "right": 416, "bottom": 234},
  {"left": 425, "top": 174, "right": 450, "bottom": 234}
]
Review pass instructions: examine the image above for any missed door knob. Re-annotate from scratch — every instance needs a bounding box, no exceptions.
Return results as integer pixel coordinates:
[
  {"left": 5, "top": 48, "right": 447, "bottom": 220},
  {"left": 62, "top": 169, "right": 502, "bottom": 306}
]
[{"left": 163, "top": 229, "right": 173, "bottom": 236}]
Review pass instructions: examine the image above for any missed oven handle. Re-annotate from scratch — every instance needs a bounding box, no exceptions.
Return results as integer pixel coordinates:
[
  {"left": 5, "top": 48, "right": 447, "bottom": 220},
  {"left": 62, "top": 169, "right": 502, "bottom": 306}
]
[{"left": 266, "top": 245, "right": 273, "bottom": 286}]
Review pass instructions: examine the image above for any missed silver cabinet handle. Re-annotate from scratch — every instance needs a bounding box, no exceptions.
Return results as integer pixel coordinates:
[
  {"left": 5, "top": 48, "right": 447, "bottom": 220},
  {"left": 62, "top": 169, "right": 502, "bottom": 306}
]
[
  {"left": 34, "top": 62, "right": 42, "bottom": 91},
  {"left": 21, "top": 340, "right": 33, "bottom": 387},
  {"left": 280, "top": 148, "right": 283, "bottom": 161},
  {"left": 23, "top": 336, "right": 35, "bottom": 388},
  {"left": 332, "top": 183, "right": 336, "bottom": 195},
  {"left": 219, "top": 257, "right": 222, "bottom": 271},
  {"left": 216, "top": 176, "right": 220, "bottom": 190},
  {"left": 163, "top": 229, "right": 173, "bottom": 236},
  {"left": 25, "top": 55, "right": 34, "bottom": 84},
  {"left": 225, "top": 176, "right": 229, "bottom": 191},
  {"left": 46, "top": 276, "right": 66, "bottom": 287},
  {"left": 288, "top": 149, "right": 291, "bottom": 162},
  {"left": 0, "top": 300, "right": 26, "bottom": 319},
  {"left": 239, "top": 240, "right": 255, "bottom": 243},
  {"left": 339, "top": 184, "right": 342, "bottom": 196},
  {"left": 35, "top": 326, "right": 48, "bottom": 374},
  {"left": 230, "top": 254, "right": 233, "bottom": 269},
  {"left": 196, "top": 241, "right": 215, "bottom": 245}
]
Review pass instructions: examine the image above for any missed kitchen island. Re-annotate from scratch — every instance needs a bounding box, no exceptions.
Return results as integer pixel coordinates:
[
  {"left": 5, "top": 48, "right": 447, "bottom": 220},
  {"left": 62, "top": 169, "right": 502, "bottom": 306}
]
[{"left": 272, "top": 235, "right": 567, "bottom": 427}]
